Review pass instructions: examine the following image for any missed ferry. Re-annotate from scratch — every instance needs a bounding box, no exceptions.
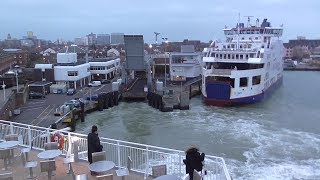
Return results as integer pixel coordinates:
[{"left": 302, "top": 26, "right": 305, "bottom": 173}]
[{"left": 202, "top": 18, "right": 284, "bottom": 106}]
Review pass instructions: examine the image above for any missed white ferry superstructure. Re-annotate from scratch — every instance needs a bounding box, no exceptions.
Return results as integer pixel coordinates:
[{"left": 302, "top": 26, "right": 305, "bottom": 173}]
[{"left": 202, "top": 18, "right": 284, "bottom": 106}]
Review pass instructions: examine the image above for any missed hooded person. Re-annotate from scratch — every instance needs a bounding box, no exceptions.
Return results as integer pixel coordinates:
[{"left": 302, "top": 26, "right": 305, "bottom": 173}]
[
  {"left": 87, "top": 125, "right": 103, "bottom": 164},
  {"left": 183, "top": 146, "right": 205, "bottom": 180}
]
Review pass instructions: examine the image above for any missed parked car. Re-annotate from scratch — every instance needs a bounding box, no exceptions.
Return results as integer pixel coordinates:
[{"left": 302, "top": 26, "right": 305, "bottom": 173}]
[
  {"left": 88, "top": 81, "right": 101, "bottom": 87},
  {"left": 29, "top": 92, "right": 45, "bottom": 99},
  {"left": 101, "top": 79, "right": 111, "bottom": 84},
  {"left": 66, "top": 88, "right": 76, "bottom": 95},
  {"left": 64, "top": 99, "right": 80, "bottom": 108}
]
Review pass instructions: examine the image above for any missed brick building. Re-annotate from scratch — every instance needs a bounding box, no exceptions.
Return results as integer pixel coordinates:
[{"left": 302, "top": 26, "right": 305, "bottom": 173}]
[{"left": 283, "top": 37, "right": 320, "bottom": 59}]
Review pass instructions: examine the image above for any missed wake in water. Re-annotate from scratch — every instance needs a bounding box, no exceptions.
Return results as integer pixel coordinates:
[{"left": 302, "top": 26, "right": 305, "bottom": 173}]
[{"left": 218, "top": 117, "right": 320, "bottom": 180}]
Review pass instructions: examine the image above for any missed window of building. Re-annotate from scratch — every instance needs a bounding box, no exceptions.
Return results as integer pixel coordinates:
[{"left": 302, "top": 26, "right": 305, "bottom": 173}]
[
  {"left": 68, "top": 71, "right": 78, "bottom": 76},
  {"left": 240, "top": 77, "right": 248, "bottom": 87},
  {"left": 252, "top": 75, "right": 261, "bottom": 85}
]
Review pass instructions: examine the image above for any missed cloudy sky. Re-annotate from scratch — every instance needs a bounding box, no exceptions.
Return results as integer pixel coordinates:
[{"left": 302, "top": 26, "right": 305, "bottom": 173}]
[{"left": 0, "top": 0, "right": 319, "bottom": 43}]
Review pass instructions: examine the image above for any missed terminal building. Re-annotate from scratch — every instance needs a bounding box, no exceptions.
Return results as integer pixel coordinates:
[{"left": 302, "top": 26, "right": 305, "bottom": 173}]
[
  {"left": 169, "top": 45, "right": 203, "bottom": 81},
  {"left": 34, "top": 52, "right": 120, "bottom": 90}
]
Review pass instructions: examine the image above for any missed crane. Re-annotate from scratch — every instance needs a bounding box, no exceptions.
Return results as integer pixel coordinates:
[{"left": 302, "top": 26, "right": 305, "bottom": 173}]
[{"left": 154, "top": 32, "right": 160, "bottom": 44}]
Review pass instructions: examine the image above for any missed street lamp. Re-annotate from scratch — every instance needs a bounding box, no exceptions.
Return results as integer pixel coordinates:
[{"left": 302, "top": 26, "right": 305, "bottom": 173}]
[
  {"left": 2, "top": 81, "right": 6, "bottom": 101},
  {"left": 162, "top": 37, "right": 168, "bottom": 89}
]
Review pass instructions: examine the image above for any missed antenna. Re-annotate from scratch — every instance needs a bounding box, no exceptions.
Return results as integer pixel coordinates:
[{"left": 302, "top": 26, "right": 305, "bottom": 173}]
[
  {"left": 244, "top": 16, "right": 253, "bottom": 27},
  {"left": 154, "top": 32, "right": 160, "bottom": 44},
  {"left": 237, "top": 13, "right": 240, "bottom": 49}
]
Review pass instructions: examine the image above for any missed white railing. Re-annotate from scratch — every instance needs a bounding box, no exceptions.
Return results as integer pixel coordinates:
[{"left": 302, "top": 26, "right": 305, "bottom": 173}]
[{"left": 0, "top": 120, "right": 231, "bottom": 180}]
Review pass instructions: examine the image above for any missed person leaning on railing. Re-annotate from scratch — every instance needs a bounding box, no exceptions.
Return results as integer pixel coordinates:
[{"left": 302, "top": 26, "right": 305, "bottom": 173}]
[{"left": 183, "top": 146, "right": 205, "bottom": 180}]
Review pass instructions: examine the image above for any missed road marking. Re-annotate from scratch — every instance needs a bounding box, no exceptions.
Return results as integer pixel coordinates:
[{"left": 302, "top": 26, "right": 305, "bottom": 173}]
[
  {"left": 30, "top": 105, "right": 50, "bottom": 124},
  {"left": 22, "top": 106, "right": 45, "bottom": 111},
  {"left": 95, "top": 85, "right": 106, "bottom": 92},
  {"left": 36, "top": 105, "right": 56, "bottom": 126},
  {"left": 29, "top": 100, "right": 46, "bottom": 105}
]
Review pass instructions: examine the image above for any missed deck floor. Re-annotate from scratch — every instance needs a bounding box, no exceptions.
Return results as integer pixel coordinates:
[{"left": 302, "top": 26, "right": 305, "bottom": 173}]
[{"left": 0, "top": 149, "right": 151, "bottom": 180}]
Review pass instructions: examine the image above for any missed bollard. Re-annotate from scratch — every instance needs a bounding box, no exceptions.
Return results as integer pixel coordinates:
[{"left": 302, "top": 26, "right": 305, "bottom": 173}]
[{"left": 80, "top": 102, "right": 85, "bottom": 122}]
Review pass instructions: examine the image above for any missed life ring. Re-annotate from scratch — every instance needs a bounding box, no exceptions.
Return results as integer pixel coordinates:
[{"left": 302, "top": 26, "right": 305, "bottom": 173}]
[{"left": 50, "top": 132, "right": 65, "bottom": 150}]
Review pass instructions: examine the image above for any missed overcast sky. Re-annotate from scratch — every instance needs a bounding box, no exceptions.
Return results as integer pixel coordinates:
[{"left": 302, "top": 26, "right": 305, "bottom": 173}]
[{"left": 0, "top": 0, "right": 319, "bottom": 43}]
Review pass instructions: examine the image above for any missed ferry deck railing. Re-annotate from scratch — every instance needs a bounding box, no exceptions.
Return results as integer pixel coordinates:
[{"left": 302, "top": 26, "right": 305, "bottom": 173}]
[{"left": 0, "top": 120, "right": 231, "bottom": 180}]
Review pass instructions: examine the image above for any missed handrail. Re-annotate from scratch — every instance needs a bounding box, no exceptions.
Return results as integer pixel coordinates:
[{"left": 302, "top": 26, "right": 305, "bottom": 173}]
[{"left": 0, "top": 119, "right": 232, "bottom": 180}]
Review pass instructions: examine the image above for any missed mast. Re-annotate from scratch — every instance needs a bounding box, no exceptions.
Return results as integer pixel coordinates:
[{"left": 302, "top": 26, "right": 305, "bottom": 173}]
[{"left": 237, "top": 13, "right": 240, "bottom": 49}]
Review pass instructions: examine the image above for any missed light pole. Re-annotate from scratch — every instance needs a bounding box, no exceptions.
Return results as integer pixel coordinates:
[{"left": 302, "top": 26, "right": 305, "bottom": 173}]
[
  {"left": 2, "top": 81, "right": 6, "bottom": 101},
  {"left": 162, "top": 37, "right": 168, "bottom": 89},
  {"left": 15, "top": 71, "right": 18, "bottom": 92}
]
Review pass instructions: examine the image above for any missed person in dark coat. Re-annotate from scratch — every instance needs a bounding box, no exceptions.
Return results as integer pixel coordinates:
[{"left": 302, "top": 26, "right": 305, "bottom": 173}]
[
  {"left": 87, "top": 125, "right": 103, "bottom": 164},
  {"left": 183, "top": 146, "right": 205, "bottom": 180}
]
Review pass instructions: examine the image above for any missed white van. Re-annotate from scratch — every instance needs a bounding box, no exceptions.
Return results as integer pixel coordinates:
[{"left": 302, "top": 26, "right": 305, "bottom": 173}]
[{"left": 88, "top": 81, "right": 101, "bottom": 87}]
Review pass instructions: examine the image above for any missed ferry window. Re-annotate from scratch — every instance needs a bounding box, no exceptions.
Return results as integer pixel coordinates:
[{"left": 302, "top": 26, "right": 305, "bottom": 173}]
[
  {"left": 252, "top": 75, "right": 261, "bottom": 85},
  {"left": 227, "top": 45, "right": 230, "bottom": 49},
  {"left": 68, "top": 71, "right": 78, "bottom": 76},
  {"left": 236, "top": 54, "right": 239, "bottom": 59},
  {"left": 231, "top": 44, "right": 235, "bottom": 48},
  {"left": 250, "top": 54, "right": 254, "bottom": 58},
  {"left": 224, "top": 54, "right": 227, "bottom": 59},
  {"left": 223, "top": 45, "right": 226, "bottom": 49},
  {"left": 240, "top": 45, "right": 243, "bottom": 48},
  {"left": 211, "top": 53, "right": 215, "bottom": 57},
  {"left": 230, "top": 78, "right": 235, "bottom": 88},
  {"left": 255, "top": 37, "right": 258, "bottom": 40},
  {"left": 242, "top": 37, "right": 245, "bottom": 40},
  {"left": 227, "top": 54, "right": 230, "bottom": 59},
  {"left": 260, "top": 53, "right": 264, "bottom": 58},
  {"left": 240, "top": 77, "right": 248, "bottom": 87},
  {"left": 240, "top": 54, "right": 243, "bottom": 59},
  {"left": 220, "top": 54, "right": 223, "bottom": 59}
]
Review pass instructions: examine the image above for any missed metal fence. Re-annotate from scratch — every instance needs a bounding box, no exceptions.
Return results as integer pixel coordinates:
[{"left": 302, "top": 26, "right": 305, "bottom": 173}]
[{"left": 0, "top": 120, "right": 231, "bottom": 180}]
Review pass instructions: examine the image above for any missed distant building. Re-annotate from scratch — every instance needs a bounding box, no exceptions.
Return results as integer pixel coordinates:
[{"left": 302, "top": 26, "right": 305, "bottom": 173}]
[
  {"left": 74, "top": 37, "right": 88, "bottom": 46},
  {"left": 310, "top": 46, "right": 320, "bottom": 61},
  {"left": 6, "top": 33, "right": 11, "bottom": 40},
  {"left": 2, "top": 49, "right": 29, "bottom": 66},
  {"left": 59, "top": 45, "right": 86, "bottom": 59},
  {"left": 0, "top": 49, "right": 29, "bottom": 75},
  {"left": 87, "top": 32, "right": 96, "bottom": 45},
  {"left": 20, "top": 39, "right": 34, "bottom": 47},
  {"left": 283, "top": 37, "right": 320, "bottom": 59},
  {"left": 111, "top": 33, "right": 124, "bottom": 45},
  {"left": 96, "top": 34, "right": 110, "bottom": 45},
  {"left": 23, "top": 31, "right": 37, "bottom": 39},
  {"left": 107, "top": 48, "right": 120, "bottom": 57}
]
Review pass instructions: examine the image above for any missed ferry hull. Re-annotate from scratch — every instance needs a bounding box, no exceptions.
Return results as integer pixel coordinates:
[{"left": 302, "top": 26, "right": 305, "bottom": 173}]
[{"left": 203, "top": 76, "right": 283, "bottom": 106}]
